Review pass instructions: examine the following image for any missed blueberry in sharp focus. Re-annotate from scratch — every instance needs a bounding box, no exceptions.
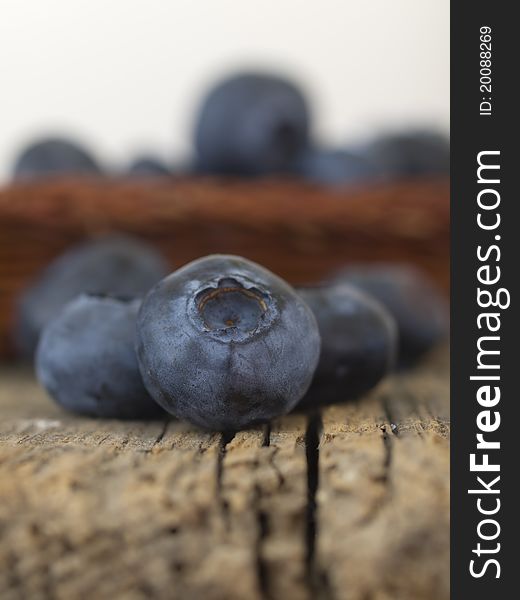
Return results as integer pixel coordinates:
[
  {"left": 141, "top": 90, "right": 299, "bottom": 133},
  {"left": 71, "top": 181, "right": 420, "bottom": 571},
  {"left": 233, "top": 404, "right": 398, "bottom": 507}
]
[
  {"left": 128, "top": 156, "right": 171, "bottom": 177},
  {"left": 293, "top": 147, "right": 380, "bottom": 186},
  {"left": 194, "top": 72, "right": 310, "bottom": 176},
  {"left": 296, "top": 284, "right": 397, "bottom": 411},
  {"left": 12, "top": 136, "right": 102, "bottom": 179},
  {"left": 367, "top": 129, "right": 450, "bottom": 178},
  {"left": 15, "top": 235, "right": 169, "bottom": 360},
  {"left": 36, "top": 294, "right": 164, "bottom": 419},
  {"left": 136, "top": 255, "right": 321, "bottom": 431},
  {"left": 332, "top": 264, "right": 449, "bottom": 367}
]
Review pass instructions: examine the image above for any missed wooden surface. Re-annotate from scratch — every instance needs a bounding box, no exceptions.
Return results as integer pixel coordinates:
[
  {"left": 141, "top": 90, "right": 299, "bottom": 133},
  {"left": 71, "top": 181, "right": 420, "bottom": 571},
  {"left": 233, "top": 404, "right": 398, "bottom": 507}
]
[
  {"left": 0, "top": 349, "right": 449, "bottom": 600},
  {"left": 0, "top": 177, "right": 449, "bottom": 357}
]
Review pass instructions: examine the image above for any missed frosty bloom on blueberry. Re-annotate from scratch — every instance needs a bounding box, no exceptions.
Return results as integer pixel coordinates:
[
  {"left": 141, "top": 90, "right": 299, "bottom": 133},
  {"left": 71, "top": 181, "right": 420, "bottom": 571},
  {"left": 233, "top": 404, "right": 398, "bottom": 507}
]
[
  {"left": 12, "top": 136, "right": 102, "bottom": 179},
  {"left": 194, "top": 72, "right": 310, "bottom": 176},
  {"left": 15, "top": 235, "right": 169, "bottom": 360},
  {"left": 296, "top": 283, "right": 397, "bottom": 411},
  {"left": 36, "top": 294, "right": 164, "bottom": 419},
  {"left": 136, "top": 255, "right": 321, "bottom": 431},
  {"left": 332, "top": 264, "right": 449, "bottom": 367},
  {"left": 128, "top": 156, "right": 171, "bottom": 176}
]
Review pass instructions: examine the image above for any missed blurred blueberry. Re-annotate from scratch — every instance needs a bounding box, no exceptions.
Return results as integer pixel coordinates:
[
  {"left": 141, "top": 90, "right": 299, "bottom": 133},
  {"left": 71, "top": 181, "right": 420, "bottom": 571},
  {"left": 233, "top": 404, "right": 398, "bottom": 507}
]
[
  {"left": 296, "top": 284, "right": 397, "bottom": 410},
  {"left": 294, "top": 147, "right": 381, "bottom": 186},
  {"left": 194, "top": 72, "right": 310, "bottom": 176},
  {"left": 137, "top": 254, "right": 321, "bottom": 431},
  {"left": 367, "top": 129, "right": 450, "bottom": 178},
  {"left": 36, "top": 294, "right": 164, "bottom": 419},
  {"left": 12, "top": 137, "right": 102, "bottom": 179},
  {"left": 332, "top": 264, "right": 449, "bottom": 366},
  {"left": 128, "top": 156, "right": 171, "bottom": 177},
  {"left": 15, "top": 235, "right": 169, "bottom": 360}
]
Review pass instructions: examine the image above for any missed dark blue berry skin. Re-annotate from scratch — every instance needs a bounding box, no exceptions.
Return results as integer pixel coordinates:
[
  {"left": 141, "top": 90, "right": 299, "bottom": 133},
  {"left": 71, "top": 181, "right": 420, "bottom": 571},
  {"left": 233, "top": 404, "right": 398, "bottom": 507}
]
[
  {"left": 12, "top": 137, "right": 102, "bottom": 179},
  {"left": 194, "top": 73, "right": 310, "bottom": 176},
  {"left": 15, "top": 235, "right": 169, "bottom": 361},
  {"left": 296, "top": 284, "right": 397, "bottom": 411},
  {"left": 136, "top": 255, "right": 321, "bottom": 431},
  {"left": 128, "top": 156, "right": 171, "bottom": 177},
  {"left": 333, "top": 264, "right": 449, "bottom": 367},
  {"left": 367, "top": 130, "right": 450, "bottom": 178},
  {"left": 36, "top": 294, "right": 164, "bottom": 419},
  {"left": 293, "top": 147, "right": 381, "bottom": 186}
]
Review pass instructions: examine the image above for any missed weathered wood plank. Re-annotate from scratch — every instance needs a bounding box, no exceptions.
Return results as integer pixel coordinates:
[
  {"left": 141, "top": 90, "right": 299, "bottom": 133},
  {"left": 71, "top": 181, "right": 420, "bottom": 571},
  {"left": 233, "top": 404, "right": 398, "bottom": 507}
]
[
  {"left": 0, "top": 349, "right": 449, "bottom": 600},
  {"left": 315, "top": 354, "right": 450, "bottom": 600}
]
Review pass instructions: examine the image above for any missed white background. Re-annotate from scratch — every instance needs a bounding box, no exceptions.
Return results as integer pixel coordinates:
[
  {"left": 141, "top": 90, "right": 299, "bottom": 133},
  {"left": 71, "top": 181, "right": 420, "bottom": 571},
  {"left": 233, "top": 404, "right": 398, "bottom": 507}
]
[{"left": 0, "top": 0, "right": 449, "bottom": 180}]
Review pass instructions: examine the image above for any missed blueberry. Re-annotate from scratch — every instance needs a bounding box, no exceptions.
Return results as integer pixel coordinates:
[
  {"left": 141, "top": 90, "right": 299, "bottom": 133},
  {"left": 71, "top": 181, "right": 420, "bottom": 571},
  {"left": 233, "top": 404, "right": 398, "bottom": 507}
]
[
  {"left": 293, "top": 147, "right": 380, "bottom": 186},
  {"left": 367, "top": 129, "right": 450, "bottom": 178},
  {"left": 36, "top": 294, "right": 163, "bottom": 418},
  {"left": 128, "top": 156, "right": 171, "bottom": 177},
  {"left": 12, "top": 137, "right": 102, "bottom": 179},
  {"left": 194, "top": 72, "right": 310, "bottom": 176},
  {"left": 136, "top": 255, "right": 321, "bottom": 431},
  {"left": 296, "top": 284, "right": 397, "bottom": 411},
  {"left": 15, "top": 235, "right": 169, "bottom": 360},
  {"left": 332, "top": 264, "right": 449, "bottom": 366}
]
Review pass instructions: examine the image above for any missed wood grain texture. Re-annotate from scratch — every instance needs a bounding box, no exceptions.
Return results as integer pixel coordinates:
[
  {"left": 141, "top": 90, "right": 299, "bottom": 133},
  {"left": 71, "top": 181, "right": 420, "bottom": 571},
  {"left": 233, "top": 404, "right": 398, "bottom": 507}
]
[
  {"left": 0, "top": 349, "right": 449, "bottom": 600},
  {"left": 0, "top": 176, "right": 449, "bottom": 357}
]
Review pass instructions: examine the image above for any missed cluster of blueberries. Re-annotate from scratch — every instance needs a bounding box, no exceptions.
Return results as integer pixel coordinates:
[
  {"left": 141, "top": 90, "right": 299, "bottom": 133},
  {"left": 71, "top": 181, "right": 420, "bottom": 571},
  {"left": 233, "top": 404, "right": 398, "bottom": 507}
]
[
  {"left": 16, "top": 236, "right": 448, "bottom": 431},
  {"left": 11, "top": 71, "right": 449, "bottom": 185}
]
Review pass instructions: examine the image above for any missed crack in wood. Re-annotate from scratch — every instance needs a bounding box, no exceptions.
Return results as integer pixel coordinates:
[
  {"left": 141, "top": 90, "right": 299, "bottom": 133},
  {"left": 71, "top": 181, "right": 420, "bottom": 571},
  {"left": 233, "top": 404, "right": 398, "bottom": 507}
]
[
  {"left": 380, "top": 396, "right": 396, "bottom": 493},
  {"left": 148, "top": 419, "right": 169, "bottom": 451},
  {"left": 262, "top": 422, "right": 271, "bottom": 447},
  {"left": 304, "top": 411, "right": 322, "bottom": 591},
  {"left": 255, "top": 424, "right": 276, "bottom": 599},
  {"left": 217, "top": 430, "right": 236, "bottom": 519},
  {"left": 267, "top": 447, "right": 285, "bottom": 488},
  {"left": 382, "top": 394, "right": 400, "bottom": 440},
  {"left": 380, "top": 423, "right": 393, "bottom": 483},
  {"left": 254, "top": 484, "right": 271, "bottom": 600}
]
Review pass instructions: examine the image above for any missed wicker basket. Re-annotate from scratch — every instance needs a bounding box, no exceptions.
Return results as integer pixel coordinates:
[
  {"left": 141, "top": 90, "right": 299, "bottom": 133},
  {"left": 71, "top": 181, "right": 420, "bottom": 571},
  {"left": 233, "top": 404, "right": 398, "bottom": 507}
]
[{"left": 0, "top": 176, "right": 449, "bottom": 359}]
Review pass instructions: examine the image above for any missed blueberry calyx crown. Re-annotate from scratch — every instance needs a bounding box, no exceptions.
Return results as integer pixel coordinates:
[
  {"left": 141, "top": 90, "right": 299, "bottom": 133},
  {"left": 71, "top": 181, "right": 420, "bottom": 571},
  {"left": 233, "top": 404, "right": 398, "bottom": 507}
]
[{"left": 189, "top": 276, "right": 277, "bottom": 342}]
